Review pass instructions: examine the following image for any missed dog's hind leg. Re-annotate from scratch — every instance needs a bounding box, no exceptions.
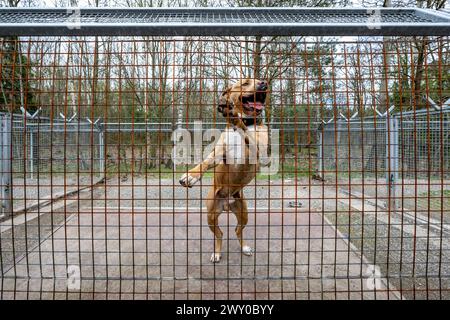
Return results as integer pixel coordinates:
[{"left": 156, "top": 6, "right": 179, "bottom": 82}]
[
  {"left": 206, "top": 187, "right": 224, "bottom": 263},
  {"left": 230, "top": 192, "right": 253, "bottom": 256}
]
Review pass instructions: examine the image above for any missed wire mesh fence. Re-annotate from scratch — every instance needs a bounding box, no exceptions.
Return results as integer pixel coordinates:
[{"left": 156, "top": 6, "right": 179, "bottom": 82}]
[
  {"left": 0, "top": 34, "right": 449, "bottom": 300},
  {"left": 12, "top": 119, "right": 103, "bottom": 180},
  {"left": 320, "top": 107, "right": 450, "bottom": 213},
  {"left": 0, "top": 112, "right": 104, "bottom": 216}
]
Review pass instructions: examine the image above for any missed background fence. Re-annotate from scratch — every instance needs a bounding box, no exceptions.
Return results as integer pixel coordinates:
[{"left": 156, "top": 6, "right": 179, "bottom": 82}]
[
  {"left": 0, "top": 112, "right": 104, "bottom": 218},
  {"left": 1, "top": 115, "right": 311, "bottom": 218},
  {"left": 319, "top": 105, "right": 450, "bottom": 213}
]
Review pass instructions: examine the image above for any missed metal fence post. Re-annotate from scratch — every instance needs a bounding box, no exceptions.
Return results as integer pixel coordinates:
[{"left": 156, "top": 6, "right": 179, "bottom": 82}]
[
  {"left": 317, "top": 124, "right": 324, "bottom": 179},
  {"left": 0, "top": 114, "right": 3, "bottom": 218},
  {"left": 336, "top": 119, "right": 343, "bottom": 170},
  {"left": 1, "top": 113, "right": 12, "bottom": 219},
  {"left": 29, "top": 125, "right": 34, "bottom": 179},
  {"left": 386, "top": 115, "right": 399, "bottom": 211},
  {"left": 98, "top": 124, "right": 105, "bottom": 178}
]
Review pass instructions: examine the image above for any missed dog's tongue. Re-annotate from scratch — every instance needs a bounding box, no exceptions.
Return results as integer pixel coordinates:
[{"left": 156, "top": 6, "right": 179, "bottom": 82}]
[{"left": 247, "top": 102, "right": 264, "bottom": 110}]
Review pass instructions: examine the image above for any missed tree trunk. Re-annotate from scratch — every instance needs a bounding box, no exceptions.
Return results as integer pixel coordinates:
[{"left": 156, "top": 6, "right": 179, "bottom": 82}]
[
  {"left": 253, "top": 36, "right": 262, "bottom": 79},
  {"left": 413, "top": 38, "right": 428, "bottom": 109}
]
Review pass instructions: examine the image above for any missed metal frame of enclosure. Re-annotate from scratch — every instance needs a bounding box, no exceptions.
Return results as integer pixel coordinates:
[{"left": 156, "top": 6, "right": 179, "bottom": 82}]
[{"left": 0, "top": 7, "right": 448, "bottom": 36}]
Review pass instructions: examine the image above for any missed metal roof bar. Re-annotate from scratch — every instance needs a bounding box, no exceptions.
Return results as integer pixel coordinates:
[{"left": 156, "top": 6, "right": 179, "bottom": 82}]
[{"left": 0, "top": 7, "right": 449, "bottom": 36}]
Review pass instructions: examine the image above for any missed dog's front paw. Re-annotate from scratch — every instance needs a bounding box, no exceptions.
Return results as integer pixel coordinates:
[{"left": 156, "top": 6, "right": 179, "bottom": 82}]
[
  {"left": 242, "top": 246, "right": 253, "bottom": 256},
  {"left": 210, "top": 253, "right": 222, "bottom": 263},
  {"left": 179, "top": 173, "right": 200, "bottom": 188}
]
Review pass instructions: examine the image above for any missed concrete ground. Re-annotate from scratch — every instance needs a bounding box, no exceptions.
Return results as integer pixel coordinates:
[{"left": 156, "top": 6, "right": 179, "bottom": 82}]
[
  {"left": 0, "top": 208, "right": 395, "bottom": 300},
  {"left": 0, "top": 176, "right": 425, "bottom": 300}
]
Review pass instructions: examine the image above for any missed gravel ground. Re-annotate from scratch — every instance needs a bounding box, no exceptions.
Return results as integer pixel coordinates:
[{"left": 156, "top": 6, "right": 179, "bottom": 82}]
[
  {"left": 92, "top": 176, "right": 321, "bottom": 210},
  {"left": 326, "top": 207, "right": 450, "bottom": 300},
  {"left": 325, "top": 176, "right": 450, "bottom": 223},
  {"left": 10, "top": 175, "right": 102, "bottom": 212}
]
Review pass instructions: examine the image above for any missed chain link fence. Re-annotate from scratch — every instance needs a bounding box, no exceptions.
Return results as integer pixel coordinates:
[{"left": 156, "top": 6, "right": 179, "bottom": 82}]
[
  {"left": 319, "top": 107, "right": 450, "bottom": 216},
  {"left": 0, "top": 112, "right": 104, "bottom": 218},
  {"left": 1, "top": 116, "right": 312, "bottom": 219}
]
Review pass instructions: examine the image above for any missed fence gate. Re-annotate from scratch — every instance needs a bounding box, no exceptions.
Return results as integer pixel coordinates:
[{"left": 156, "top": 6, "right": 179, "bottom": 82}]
[{"left": 0, "top": 7, "right": 449, "bottom": 300}]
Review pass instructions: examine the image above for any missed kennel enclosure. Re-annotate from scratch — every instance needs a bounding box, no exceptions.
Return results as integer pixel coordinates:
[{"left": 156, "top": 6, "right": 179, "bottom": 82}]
[{"left": 0, "top": 7, "right": 450, "bottom": 300}]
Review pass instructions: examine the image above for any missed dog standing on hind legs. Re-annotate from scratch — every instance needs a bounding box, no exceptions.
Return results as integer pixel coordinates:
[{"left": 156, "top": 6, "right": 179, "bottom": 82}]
[{"left": 179, "top": 79, "right": 270, "bottom": 262}]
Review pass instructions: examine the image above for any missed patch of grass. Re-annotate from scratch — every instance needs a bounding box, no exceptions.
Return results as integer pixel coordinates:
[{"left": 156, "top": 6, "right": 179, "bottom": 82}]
[
  {"left": 258, "top": 162, "right": 313, "bottom": 180},
  {"left": 423, "top": 189, "right": 450, "bottom": 197},
  {"left": 416, "top": 189, "right": 450, "bottom": 212},
  {"left": 14, "top": 163, "right": 102, "bottom": 179}
]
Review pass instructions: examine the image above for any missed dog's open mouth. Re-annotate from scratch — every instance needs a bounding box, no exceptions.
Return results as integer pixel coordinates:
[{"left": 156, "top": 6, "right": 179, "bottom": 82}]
[{"left": 241, "top": 92, "right": 266, "bottom": 116}]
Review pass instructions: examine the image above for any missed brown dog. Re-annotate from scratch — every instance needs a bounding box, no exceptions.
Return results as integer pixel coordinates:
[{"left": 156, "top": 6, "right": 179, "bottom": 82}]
[{"left": 179, "top": 79, "right": 269, "bottom": 262}]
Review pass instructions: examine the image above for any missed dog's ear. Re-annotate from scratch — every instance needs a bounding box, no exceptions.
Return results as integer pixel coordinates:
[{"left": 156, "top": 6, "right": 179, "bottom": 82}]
[
  {"left": 220, "top": 85, "right": 232, "bottom": 98},
  {"left": 217, "top": 85, "right": 232, "bottom": 115},
  {"left": 217, "top": 96, "right": 228, "bottom": 114}
]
